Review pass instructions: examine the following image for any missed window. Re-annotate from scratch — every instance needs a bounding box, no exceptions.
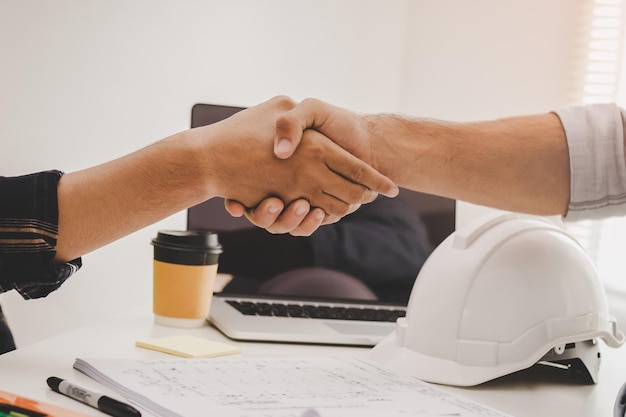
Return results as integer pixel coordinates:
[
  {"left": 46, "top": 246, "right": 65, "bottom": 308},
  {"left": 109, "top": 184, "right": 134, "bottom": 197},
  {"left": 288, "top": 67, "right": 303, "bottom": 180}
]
[
  {"left": 564, "top": 0, "right": 626, "bottom": 293},
  {"left": 583, "top": 0, "right": 624, "bottom": 104}
]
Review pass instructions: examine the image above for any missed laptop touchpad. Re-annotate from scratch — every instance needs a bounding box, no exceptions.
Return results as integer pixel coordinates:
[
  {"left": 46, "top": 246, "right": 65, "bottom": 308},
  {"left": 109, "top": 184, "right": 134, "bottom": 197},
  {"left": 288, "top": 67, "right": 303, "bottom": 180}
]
[{"left": 325, "top": 322, "right": 393, "bottom": 336}]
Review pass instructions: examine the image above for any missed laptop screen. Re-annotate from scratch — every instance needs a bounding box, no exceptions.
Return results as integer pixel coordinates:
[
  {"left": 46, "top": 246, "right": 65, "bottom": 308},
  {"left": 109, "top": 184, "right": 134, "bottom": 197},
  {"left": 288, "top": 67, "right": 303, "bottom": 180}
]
[{"left": 187, "top": 103, "right": 455, "bottom": 305}]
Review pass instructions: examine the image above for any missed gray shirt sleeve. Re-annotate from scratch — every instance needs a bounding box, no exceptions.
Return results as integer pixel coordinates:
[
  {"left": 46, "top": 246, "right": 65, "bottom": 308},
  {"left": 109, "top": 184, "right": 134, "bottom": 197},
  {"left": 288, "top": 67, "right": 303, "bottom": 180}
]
[{"left": 554, "top": 103, "right": 626, "bottom": 220}]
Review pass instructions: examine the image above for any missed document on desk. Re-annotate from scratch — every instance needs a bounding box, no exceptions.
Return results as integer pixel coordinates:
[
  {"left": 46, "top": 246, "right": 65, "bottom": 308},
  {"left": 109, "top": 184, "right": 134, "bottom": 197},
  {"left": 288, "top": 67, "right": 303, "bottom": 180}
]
[{"left": 74, "top": 356, "right": 511, "bottom": 417}]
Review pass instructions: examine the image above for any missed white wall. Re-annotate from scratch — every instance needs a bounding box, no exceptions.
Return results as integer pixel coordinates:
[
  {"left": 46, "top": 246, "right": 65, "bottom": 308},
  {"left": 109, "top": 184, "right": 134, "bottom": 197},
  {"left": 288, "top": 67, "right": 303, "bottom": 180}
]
[{"left": 0, "top": 0, "right": 587, "bottom": 347}]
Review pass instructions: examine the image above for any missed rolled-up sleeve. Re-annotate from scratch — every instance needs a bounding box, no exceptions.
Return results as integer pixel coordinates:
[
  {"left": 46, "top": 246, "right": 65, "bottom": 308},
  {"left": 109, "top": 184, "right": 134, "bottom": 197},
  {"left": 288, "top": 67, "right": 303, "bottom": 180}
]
[
  {"left": 554, "top": 103, "right": 626, "bottom": 220},
  {"left": 0, "top": 170, "right": 81, "bottom": 299}
]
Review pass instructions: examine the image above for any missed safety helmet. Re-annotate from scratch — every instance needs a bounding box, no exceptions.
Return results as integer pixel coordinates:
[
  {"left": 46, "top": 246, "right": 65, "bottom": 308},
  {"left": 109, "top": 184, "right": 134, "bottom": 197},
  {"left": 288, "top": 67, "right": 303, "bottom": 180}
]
[{"left": 368, "top": 212, "right": 624, "bottom": 386}]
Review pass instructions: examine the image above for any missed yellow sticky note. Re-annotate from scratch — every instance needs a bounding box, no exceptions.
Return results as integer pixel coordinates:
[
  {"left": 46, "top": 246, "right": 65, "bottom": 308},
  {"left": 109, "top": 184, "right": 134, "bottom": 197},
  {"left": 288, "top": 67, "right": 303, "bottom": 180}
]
[{"left": 135, "top": 335, "right": 242, "bottom": 358}]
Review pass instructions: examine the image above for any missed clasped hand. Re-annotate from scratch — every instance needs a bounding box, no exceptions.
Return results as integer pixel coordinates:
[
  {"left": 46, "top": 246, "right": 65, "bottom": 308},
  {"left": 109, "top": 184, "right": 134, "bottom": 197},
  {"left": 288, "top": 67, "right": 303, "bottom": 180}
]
[{"left": 213, "top": 96, "right": 397, "bottom": 236}]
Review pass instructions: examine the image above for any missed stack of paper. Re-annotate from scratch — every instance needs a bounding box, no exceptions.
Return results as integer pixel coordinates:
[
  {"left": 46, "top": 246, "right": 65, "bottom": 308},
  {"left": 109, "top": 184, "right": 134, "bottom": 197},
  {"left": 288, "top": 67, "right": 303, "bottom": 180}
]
[{"left": 74, "top": 356, "right": 511, "bottom": 417}]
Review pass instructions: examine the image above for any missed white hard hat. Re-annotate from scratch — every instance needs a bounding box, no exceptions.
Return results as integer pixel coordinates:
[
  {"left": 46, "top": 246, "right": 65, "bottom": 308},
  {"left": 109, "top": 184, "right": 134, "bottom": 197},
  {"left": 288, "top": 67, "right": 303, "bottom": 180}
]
[{"left": 368, "top": 212, "right": 624, "bottom": 386}]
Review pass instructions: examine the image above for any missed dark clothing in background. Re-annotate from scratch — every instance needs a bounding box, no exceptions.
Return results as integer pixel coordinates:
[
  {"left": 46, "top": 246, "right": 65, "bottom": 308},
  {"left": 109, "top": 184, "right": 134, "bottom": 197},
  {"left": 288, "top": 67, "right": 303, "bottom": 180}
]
[{"left": 218, "top": 196, "right": 433, "bottom": 303}]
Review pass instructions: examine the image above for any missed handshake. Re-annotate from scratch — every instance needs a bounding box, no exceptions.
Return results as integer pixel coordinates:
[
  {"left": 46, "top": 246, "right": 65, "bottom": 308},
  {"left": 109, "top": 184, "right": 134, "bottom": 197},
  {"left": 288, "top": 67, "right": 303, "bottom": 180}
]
[
  {"left": 55, "top": 94, "right": 571, "bottom": 262},
  {"left": 190, "top": 94, "right": 573, "bottom": 237},
  {"left": 202, "top": 95, "right": 401, "bottom": 237}
]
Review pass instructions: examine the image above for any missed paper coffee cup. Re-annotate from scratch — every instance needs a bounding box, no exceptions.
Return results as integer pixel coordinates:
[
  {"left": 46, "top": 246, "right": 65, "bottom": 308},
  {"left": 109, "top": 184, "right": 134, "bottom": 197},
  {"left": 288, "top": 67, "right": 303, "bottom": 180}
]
[{"left": 151, "top": 230, "right": 222, "bottom": 328}]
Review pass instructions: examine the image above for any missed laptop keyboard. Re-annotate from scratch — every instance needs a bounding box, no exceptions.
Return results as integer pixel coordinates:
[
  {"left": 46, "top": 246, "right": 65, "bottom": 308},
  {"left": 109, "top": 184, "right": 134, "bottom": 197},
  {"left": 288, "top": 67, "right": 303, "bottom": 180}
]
[{"left": 225, "top": 299, "right": 406, "bottom": 322}]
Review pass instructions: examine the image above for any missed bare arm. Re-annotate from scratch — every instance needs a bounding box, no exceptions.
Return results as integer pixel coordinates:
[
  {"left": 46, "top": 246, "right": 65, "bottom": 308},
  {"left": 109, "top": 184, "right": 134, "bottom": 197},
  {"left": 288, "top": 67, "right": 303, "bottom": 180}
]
[
  {"left": 272, "top": 98, "right": 570, "bottom": 217},
  {"left": 54, "top": 96, "right": 398, "bottom": 262}
]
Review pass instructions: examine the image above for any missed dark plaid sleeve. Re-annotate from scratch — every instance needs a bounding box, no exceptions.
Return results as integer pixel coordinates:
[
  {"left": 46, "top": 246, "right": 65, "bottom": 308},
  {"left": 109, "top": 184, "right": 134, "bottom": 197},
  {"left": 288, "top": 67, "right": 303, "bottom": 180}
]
[{"left": 0, "top": 170, "right": 82, "bottom": 299}]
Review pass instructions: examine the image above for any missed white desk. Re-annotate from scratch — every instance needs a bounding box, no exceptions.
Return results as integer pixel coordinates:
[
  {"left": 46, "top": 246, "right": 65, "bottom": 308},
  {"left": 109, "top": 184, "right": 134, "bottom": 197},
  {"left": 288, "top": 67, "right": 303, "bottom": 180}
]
[{"left": 2, "top": 309, "right": 625, "bottom": 417}]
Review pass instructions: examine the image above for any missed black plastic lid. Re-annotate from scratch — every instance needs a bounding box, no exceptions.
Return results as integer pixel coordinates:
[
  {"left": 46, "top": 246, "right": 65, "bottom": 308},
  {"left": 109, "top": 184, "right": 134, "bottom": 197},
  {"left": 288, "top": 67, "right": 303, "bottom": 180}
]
[{"left": 151, "top": 230, "right": 222, "bottom": 265}]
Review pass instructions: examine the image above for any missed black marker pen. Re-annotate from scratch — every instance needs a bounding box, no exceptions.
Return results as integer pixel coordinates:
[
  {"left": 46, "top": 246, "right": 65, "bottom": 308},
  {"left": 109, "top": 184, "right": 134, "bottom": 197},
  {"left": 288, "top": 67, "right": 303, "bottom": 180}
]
[{"left": 47, "top": 376, "right": 141, "bottom": 417}]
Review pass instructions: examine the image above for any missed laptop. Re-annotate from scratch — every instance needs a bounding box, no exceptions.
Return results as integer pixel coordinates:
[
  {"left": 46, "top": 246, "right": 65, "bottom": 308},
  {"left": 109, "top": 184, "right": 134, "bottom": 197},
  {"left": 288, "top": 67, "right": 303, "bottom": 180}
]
[{"left": 188, "top": 103, "right": 456, "bottom": 346}]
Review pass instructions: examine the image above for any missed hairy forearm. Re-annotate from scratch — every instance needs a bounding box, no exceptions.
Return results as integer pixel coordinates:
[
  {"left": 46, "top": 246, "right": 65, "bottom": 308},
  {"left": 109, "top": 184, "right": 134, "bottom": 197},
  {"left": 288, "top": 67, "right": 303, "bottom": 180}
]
[
  {"left": 368, "top": 112, "right": 570, "bottom": 215},
  {"left": 55, "top": 130, "right": 211, "bottom": 262}
]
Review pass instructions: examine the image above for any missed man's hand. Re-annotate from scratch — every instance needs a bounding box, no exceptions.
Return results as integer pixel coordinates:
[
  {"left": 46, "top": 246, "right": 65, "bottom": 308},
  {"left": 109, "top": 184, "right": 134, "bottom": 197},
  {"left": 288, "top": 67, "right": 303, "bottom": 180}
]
[
  {"left": 224, "top": 197, "right": 327, "bottom": 236},
  {"left": 204, "top": 96, "right": 397, "bottom": 227},
  {"left": 224, "top": 97, "right": 394, "bottom": 236},
  {"left": 274, "top": 98, "right": 374, "bottom": 164},
  {"left": 223, "top": 97, "right": 403, "bottom": 236}
]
